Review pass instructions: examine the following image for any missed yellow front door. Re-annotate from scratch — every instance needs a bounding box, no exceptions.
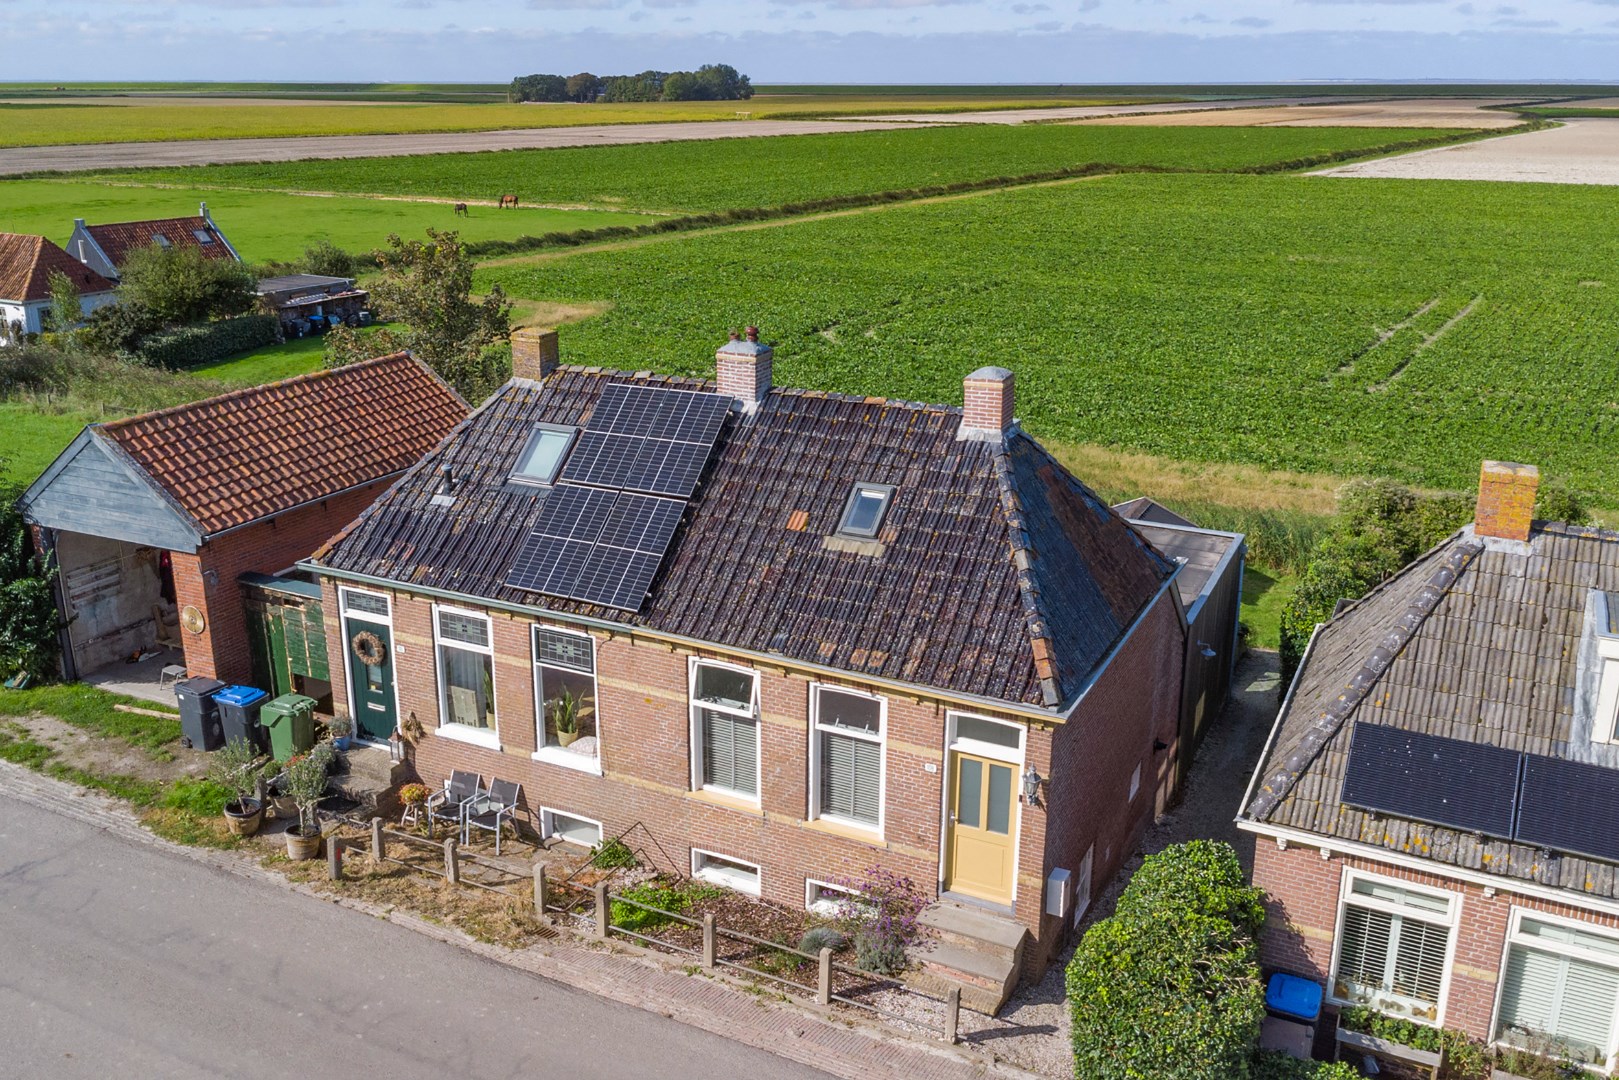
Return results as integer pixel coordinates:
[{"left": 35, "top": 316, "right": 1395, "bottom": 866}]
[{"left": 945, "top": 751, "right": 1017, "bottom": 904}]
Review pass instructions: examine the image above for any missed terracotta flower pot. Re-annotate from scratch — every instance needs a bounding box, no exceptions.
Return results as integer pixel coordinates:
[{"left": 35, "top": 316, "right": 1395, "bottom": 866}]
[
  {"left": 285, "top": 825, "right": 322, "bottom": 861},
  {"left": 223, "top": 798, "right": 263, "bottom": 837}
]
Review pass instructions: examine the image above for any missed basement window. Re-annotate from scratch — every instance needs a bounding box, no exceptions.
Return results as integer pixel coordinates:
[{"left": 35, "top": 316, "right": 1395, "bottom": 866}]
[
  {"left": 837, "top": 482, "right": 895, "bottom": 539},
  {"left": 510, "top": 424, "right": 576, "bottom": 487},
  {"left": 693, "top": 849, "right": 761, "bottom": 897}
]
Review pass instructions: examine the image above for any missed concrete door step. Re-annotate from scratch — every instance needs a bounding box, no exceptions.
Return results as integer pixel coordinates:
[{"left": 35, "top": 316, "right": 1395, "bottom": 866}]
[
  {"left": 901, "top": 964, "right": 1010, "bottom": 1016},
  {"left": 918, "top": 900, "right": 1028, "bottom": 955}
]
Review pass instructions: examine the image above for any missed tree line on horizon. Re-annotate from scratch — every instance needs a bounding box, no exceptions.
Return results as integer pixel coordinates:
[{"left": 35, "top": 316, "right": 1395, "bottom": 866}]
[{"left": 508, "top": 65, "right": 753, "bottom": 104}]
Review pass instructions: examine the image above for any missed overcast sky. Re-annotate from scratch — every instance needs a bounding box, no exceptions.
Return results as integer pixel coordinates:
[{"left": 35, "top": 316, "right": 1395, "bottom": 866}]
[{"left": 10, "top": 1, "right": 1619, "bottom": 83}]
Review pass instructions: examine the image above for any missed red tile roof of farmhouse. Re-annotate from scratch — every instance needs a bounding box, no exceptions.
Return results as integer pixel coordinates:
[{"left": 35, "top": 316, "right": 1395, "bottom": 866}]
[
  {"left": 84, "top": 216, "right": 233, "bottom": 269},
  {"left": 99, "top": 354, "right": 466, "bottom": 536},
  {"left": 0, "top": 233, "right": 115, "bottom": 302},
  {"left": 314, "top": 367, "right": 1175, "bottom": 709}
]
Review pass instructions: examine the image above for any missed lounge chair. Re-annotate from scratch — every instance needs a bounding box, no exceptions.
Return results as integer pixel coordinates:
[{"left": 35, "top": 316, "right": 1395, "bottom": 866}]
[
  {"left": 426, "top": 770, "right": 481, "bottom": 838},
  {"left": 462, "top": 779, "right": 522, "bottom": 855}
]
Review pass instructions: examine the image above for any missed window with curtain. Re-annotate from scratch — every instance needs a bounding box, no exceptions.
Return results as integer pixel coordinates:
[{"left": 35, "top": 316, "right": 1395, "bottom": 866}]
[
  {"left": 534, "top": 626, "right": 598, "bottom": 759},
  {"left": 691, "top": 662, "right": 758, "bottom": 798},
  {"left": 436, "top": 609, "right": 494, "bottom": 731},
  {"left": 1497, "top": 916, "right": 1619, "bottom": 1065},
  {"left": 1332, "top": 876, "right": 1453, "bottom": 1020},
  {"left": 812, "top": 685, "right": 883, "bottom": 829}
]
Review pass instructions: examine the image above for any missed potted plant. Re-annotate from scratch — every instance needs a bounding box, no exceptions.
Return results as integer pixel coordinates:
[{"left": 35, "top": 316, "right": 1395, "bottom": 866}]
[
  {"left": 550, "top": 687, "right": 580, "bottom": 748},
  {"left": 327, "top": 713, "right": 353, "bottom": 752},
  {"left": 209, "top": 736, "right": 263, "bottom": 837},
  {"left": 282, "top": 752, "right": 329, "bottom": 860}
]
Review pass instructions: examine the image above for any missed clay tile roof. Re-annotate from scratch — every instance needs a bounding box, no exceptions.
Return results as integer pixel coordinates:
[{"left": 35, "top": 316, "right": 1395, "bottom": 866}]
[
  {"left": 0, "top": 233, "right": 115, "bottom": 303},
  {"left": 85, "top": 216, "right": 234, "bottom": 269},
  {"left": 98, "top": 354, "right": 466, "bottom": 536}
]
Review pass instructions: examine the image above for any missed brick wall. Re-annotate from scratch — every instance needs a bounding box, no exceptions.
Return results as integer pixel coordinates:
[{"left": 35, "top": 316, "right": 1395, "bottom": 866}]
[
  {"left": 174, "top": 481, "right": 391, "bottom": 683},
  {"left": 1253, "top": 837, "right": 1619, "bottom": 1042}
]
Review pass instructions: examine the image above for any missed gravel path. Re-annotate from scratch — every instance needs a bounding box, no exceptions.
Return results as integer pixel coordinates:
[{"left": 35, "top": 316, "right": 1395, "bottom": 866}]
[
  {"left": 960, "top": 650, "right": 1285, "bottom": 1077},
  {"left": 1315, "top": 117, "right": 1619, "bottom": 185}
]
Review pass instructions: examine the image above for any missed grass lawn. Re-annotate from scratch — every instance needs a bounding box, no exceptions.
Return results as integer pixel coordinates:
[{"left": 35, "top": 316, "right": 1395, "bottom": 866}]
[
  {"left": 189, "top": 327, "right": 393, "bottom": 384},
  {"left": 0, "top": 180, "right": 656, "bottom": 264},
  {"left": 0, "top": 400, "right": 99, "bottom": 487},
  {"left": 1240, "top": 567, "right": 1295, "bottom": 652}
]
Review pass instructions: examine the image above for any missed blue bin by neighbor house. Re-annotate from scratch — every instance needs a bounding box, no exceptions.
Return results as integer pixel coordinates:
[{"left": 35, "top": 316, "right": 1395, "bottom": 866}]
[
  {"left": 215, "top": 685, "right": 270, "bottom": 752},
  {"left": 1265, "top": 973, "right": 1323, "bottom": 1023}
]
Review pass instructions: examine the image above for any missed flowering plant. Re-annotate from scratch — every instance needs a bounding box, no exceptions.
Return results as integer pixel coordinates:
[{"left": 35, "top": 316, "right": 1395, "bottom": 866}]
[
  {"left": 832, "top": 865, "right": 930, "bottom": 975},
  {"left": 399, "top": 783, "right": 430, "bottom": 806}
]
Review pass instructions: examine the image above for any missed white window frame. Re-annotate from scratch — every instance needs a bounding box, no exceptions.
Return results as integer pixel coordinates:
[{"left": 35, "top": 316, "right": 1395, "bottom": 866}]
[
  {"left": 808, "top": 683, "right": 886, "bottom": 835},
  {"left": 1327, "top": 868, "right": 1460, "bottom": 1026},
  {"left": 509, "top": 423, "right": 577, "bottom": 487},
  {"left": 432, "top": 604, "right": 500, "bottom": 751},
  {"left": 337, "top": 587, "right": 398, "bottom": 742},
  {"left": 540, "top": 807, "right": 604, "bottom": 849},
  {"left": 1072, "top": 845, "right": 1095, "bottom": 927},
  {"left": 805, "top": 878, "right": 859, "bottom": 916},
  {"left": 688, "top": 658, "right": 762, "bottom": 802},
  {"left": 531, "top": 623, "right": 602, "bottom": 775},
  {"left": 1490, "top": 906, "right": 1619, "bottom": 1071},
  {"left": 692, "top": 848, "right": 761, "bottom": 897},
  {"left": 1128, "top": 763, "right": 1142, "bottom": 802}
]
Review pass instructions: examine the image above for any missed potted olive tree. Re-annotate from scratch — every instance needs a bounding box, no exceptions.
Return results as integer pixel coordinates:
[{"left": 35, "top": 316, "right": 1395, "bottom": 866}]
[
  {"left": 550, "top": 687, "right": 580, "bottom": 748},
  {"left": 328, "top": 713, "right": 353, "bottom": 752},
  {"left": 209, "top": 737, "right": 263, "bottom": 836},
  {"left": 282, "top": 752, "right": 329, "bottom": 860}
]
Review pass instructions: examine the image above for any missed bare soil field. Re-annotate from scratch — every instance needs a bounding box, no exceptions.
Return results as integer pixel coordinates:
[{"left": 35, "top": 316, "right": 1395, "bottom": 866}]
[
  {"left": 1079, "top": 97, "right": 1531, "bottom": 129},
  {"left": 1316, "top": 117, "right": 1619, "bottom": 184},
  {"left": 859, "top": 95, "right": 1346, "bottom": 125}
]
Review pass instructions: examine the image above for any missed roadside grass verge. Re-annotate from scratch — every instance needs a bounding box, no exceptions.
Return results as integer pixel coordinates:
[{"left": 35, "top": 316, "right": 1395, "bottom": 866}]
[{"left": 0, "top": 683, "right": 181, "bottom": 754}]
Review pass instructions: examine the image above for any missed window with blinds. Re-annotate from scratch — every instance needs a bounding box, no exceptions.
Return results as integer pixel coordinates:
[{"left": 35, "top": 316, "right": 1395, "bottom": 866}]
[
  {"left": 691, "top": 662, "right": 759, "bottom": 798},
  {"left": 1332, "top": 876, "right": 1454, "bottom": 1019},
  {"left": 1497, "top": 916, "right": 1619, "bottom": 1064},
  {"left": 813, "top": 686, "right": 883, "bottom": 829}
]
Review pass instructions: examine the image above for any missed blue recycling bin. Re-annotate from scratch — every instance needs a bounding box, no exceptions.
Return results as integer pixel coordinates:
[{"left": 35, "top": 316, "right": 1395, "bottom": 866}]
[
  {"left": 1265, "top": 973, "right": 1323, "bottom": 1023},
  {"left": 214, "top": 685, "right": 269, "bottom": 752}
]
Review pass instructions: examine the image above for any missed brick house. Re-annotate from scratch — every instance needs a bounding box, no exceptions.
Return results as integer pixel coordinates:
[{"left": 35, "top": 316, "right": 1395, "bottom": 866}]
[
  {"left": 19, "top": 355, "right": 465, "bottom": 689},
  {"left": 1239, "top": 461, "right": 1619, "bottom": 1071},
  {"left": 306, "top": 327, "right": 1189, "bottom": 1010},
  {"left": 0, "top": 232, "right": 117, "bottom": 343}
]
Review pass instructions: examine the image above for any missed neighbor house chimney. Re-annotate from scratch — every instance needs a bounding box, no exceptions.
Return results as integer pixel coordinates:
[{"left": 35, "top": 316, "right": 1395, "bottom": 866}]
[
  {"left": 716, "top": 326, "right": 772, "bottom": 410},
  {"left": 959, "top": 366, "right": 1015, "bottom": 440},
  {"left": 1474, "top": 460, "right": 1540, "bottom": 544},
  {"left": 510, "top": 326, "right": 560, "bottom": 381}
]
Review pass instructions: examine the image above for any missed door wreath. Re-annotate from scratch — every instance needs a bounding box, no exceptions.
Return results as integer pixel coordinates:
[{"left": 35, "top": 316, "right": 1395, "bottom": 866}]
[{"left": 351, "top": 630, "right": 387, "bottom": 667}]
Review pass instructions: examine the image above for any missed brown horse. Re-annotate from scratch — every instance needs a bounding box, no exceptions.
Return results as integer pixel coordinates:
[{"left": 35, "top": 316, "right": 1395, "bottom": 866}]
[
  {"left": 453, "top": 202, "right": 469, "bottom": 217},
  {"left": 498, "top": 193, "right": 519, "bottom": 209}
]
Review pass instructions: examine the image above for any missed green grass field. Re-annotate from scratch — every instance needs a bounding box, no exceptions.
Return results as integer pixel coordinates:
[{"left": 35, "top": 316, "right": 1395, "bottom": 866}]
[
  {"left": 97, "top": 124, "right": 1467, "bottom": 216},
  {"left": 0, "top": 401, "right": 100, "bottom": 487},
  {"left": 0, "top": 181, "right": 655, "bottom": 263},
  {"left": 477, "top": 171, "right": 1619, "bottom": 498}
]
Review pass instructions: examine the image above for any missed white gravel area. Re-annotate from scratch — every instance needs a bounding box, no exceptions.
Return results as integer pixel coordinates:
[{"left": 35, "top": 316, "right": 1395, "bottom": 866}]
[{"left": 1315, "top": 117, "right": 1619, "bottom": 185}]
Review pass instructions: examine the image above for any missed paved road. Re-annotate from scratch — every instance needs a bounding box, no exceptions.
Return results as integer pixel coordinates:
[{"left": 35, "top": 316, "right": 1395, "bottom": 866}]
[{"left": 0, "top": 794, "right": 830, "bottom": 1079}]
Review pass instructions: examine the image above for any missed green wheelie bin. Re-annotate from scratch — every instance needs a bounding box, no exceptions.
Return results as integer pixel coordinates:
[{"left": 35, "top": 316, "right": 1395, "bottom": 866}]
[{"left": 262, "top": 694, "right": 317, "bottom": 760}]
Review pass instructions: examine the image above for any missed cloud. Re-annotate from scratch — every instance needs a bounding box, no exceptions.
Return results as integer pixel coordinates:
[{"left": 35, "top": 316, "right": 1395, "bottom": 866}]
[
  {"left": 1492, "top": 15, "right": 1556, "bottom": 24},
  {"left": 1232, "top": 14, "right": 1271, "bottom": 25},
  {"left": 1009, "top": 2, "right": 1049, "bottom": 12}
]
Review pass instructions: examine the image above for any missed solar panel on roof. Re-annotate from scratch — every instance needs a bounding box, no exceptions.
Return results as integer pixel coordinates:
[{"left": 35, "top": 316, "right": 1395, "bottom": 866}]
[
  {"left": 505, "top": 485, "right": 687, "bottom": 612},
  {"left": 1515, "top": 755, "right": 1619, "bottom": 863},
  {"left": 558, "top": 383, "right": 731, "bottom": 499},
  {"left": 505, "top": 485, "right": 617, "bottom": 599},
  {"left": 1340, "top": 722, "right": 1521, "bottom": 839}
]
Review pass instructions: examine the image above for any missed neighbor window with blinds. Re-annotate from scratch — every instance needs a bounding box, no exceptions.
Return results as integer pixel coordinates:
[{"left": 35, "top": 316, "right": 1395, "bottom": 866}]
[
  {"left": 690, "top": 661, "right": 759, "bottom": 799},
  {"left": 1331, "top": 873, "right": 1455, "bottom": 1021},
  {"left": 1495, "top": 913, "right": 1619, "bottom": 1065},
  {"left": 434, "top": 607, "right": 496, "bottom": 742},
  {"left": 810, "top": 685, "right": 884, "bottom": 830}
]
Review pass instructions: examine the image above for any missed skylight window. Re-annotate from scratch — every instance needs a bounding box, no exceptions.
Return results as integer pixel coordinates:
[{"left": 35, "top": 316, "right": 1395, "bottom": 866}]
[
  {"left": 153, "top": 234, "right": 171, "bottom": 248},
  {"left": 194, "top": 229, "right": 215, "bottom": 245},
  {"left": 511, "top": 424, "right": 576, "bottom": 487},
  {"left": 837, "top": 483, "right": 895, "bottom": 539}
]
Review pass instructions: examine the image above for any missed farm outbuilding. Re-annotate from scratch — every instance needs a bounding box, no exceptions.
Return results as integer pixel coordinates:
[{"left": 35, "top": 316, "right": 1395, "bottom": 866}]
[
  {"left": 255, "top": 274, "right": 371, "bottom": 339},
  {"left": 17, "top": 355, "right": 466, "bottom": 691}
]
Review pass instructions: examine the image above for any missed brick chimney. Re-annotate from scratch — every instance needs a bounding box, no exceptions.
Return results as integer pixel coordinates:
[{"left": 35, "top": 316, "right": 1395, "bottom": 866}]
[
  {"left": 959, "top": 366, "right": 1015, "bottom": 440},
  {"left": 716, "top": 326, "right": 772, "bottom": 410},
  {"left": 510, "top": 326, "right": 559, "bottom": 381},
  {"left": 1475, "top": 460, "right": 1539, "bottom": 544}
]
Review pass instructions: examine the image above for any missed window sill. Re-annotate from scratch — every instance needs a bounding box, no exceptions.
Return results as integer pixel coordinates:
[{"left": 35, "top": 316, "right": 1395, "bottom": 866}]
[
  {"left": 802, "top": 816, "right": 885, "bottom": 846},
  {"left": 532, "top": 746, "right": 603, "bottom": 776},
  {"left": 436, "top": 724, "right": 501, "bottom": 752},
  {"left": 687, "top": 787, "right": 762, "bottom": 815},
  {"left": 695, "top": 867, "right": 761, "bottom": 897}
]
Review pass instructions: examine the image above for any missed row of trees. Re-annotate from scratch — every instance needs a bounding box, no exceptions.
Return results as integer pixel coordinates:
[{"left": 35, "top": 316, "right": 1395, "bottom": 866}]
[{"left": 509, "top": 64, "right": 752, "bottom": 104}]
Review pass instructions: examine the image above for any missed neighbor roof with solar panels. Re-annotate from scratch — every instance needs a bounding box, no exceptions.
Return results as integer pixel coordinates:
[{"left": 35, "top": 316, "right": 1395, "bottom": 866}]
[{"left": 1244, "top": 511, "right": 1619, "bottom": 902}]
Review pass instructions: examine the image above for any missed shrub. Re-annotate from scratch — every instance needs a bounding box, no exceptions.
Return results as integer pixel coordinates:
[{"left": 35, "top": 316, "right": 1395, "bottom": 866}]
[
  {"left": 137, "top": 314, "right": 278, "bottom": 369},
  {"left": 608, "top": 878, "right": 721, "bottom": 933},
  {"left": 1338, "top": 1007, "right": 1442, "bottom": 1053},
  {"left": 300, "top": 239, "right": 359, "bottom": 279},
  {"left": 117, "top": 244, "right": 257, "bottom": 329},
  {"left": 833, "top": 865, "right": 929, "bottom": 975},
  {"left": 1251, "top": 1051, "right": 1359, "bottom": 1080},
  {"left": 797, "top": 926, "right": 846, "bottom": 954},
  {"left": 1114, "top": 839, "right": 1264, "bottom": 935},
  {"left": 206, "top": 736, "right": 261, "bottom": 810},
  {"left": 852, "top": 925, "right": 908, "bottom": 975},
  {"left": 0, "top": 487, "right": 65, "bottom": 680},
  {"left": 591, "top": 836, "right": 637, "bottom": 869}
]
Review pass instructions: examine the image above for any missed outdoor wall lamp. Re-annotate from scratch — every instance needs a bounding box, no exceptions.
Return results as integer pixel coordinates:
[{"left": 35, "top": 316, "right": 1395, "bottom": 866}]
[
  {"left": 1021, "top": 765, "right": 1044, "bottom": 807},
  {"left": 1197, "top": 641, "right": 1217, "bottom": 659}
]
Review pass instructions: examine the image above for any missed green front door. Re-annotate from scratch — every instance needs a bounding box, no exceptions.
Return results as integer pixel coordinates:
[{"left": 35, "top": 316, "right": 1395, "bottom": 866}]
[{"left": 346, "top": 617, "right": 396, "bottom": 742}]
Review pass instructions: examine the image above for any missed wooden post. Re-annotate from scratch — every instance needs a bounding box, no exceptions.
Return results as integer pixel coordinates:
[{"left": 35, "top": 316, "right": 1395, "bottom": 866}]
[
  {"left": 702, "top": 913, "right": 716, "bottom": 969},
  {"left": 443, "top": 838, "right": 460, "bottom": 885},
  {"left": 327, "top": 837, "right": 343, "bottom": 881},
  {"left": 533, "top": 864, "right": 549, "bottom": 920},
  {"left": 371, "top": 817, "right": 384, "bottom": 862},
  {"left": 593, "top": 881, "right": 609, "bottom": 939},
  {"left": 944, "top": 987, "right": 961, "bottom": 1044},
  {"left": 816, "top": 947, "right": 832, "bottom": 1006}
]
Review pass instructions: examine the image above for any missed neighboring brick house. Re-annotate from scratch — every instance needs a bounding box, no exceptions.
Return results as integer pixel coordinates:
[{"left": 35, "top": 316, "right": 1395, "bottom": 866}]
[
  {"left": 66, "top": 203, "right": 240, "bottom": 280},
  {"left": 19, "top": 354, "right": 465, "bottom": 688},
  {"left": 0, "top": 232, "right": 117, "bottom": 343},
  {"left": 1239, "top": 461, "right": 1619, "bottom": 1072},
  {"left": 306, "top": 327, "right": 1188, "bottom": 1009}
]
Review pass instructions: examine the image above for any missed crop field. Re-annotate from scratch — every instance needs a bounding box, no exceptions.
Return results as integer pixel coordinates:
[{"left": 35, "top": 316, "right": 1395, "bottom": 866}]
[
  {"left": 476, "top": 171, "right": 1619, "bottom": 498},
  {"left": 97, "top": 124, "right": 1468, "bottom": 216},
  {"left": 0, "top": 181, "right": 654, "bottom": 263}
]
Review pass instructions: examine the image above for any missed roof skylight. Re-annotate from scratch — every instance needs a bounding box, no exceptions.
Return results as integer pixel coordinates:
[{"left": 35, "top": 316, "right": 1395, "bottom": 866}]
[
  {"left": 838, "top": 483, "right": 895, "bottom": 540},
  {"left": 510, "top": 424, "right": 576, "bottom": 487}
]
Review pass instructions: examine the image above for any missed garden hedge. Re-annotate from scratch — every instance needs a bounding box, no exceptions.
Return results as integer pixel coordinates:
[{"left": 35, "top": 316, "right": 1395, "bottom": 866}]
[{"left": 137, "top": 314, "right": 279, "bottom": 369}]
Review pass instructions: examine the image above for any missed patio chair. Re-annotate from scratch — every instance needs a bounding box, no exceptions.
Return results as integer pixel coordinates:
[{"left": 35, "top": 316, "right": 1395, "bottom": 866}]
[
  {"left": 462, "top": 779, "right": 522, "bottom": 855},
  {"left": 426, "top": 770, "right": 481, "bottom": 838}
]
